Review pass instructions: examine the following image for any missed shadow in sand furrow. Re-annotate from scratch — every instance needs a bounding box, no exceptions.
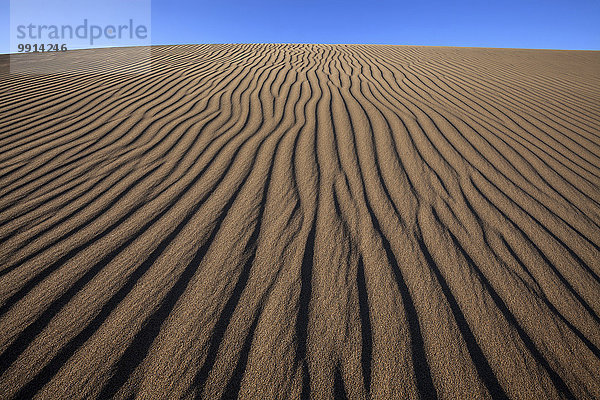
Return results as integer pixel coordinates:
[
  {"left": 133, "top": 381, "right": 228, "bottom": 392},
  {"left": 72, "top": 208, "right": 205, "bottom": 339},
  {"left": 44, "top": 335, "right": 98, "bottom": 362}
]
[
  {"left": 356, "top": 256, "right": 372, "bottom": 392},
  {"left": 0, "top": 193, "right": 150, "bottom": 320},
  {"left": 8, "top": 109, "right": 294, "bottom": 397},
  {"left": 8, "top": 171, "right": 237, "bottom": 399},
  {"left": 452, "top": 97, "right": 600, "bottom": 167},
  {"left": 334, "top": 69, "right": 419, "bottom": 203},
  {"left": 332, "top": 180, "right": 374, "bottom": 396},
  {"left": 0, "top": 171, "right": 103, "bottom": 238},
  {"left": 469, "top": 176, "right": 600, "bottom": 325},
  {"left": 0, "top": 130, "right": 147, "bottom": 211},
  {"left": 360, "top": 52, "right": 600, "bottom": 212},
  {"left": 0, "top": 71, "right": 173, "bottom": 165},
  {"left": 0, "top": 82, "right": 126, "bottom": 144},
  {"left": 0, "top": 57, "right": 241, "bottom": 192},
  {"left": 0, "top": 102, "right": 221, "bottom": 269},
  {"left": 358, "top": 83, "right": 462, "bottom": 198},
  {"left": 219, "top": 311, "right": 261, "bottom": 400},
  {"left": 410, "top": 63, "right": 600, "bottom": 172},
  {"left": 337, "top": 60, "right": 438, "bottom": 396},
  {"left": 431, "top": 72, "right": 600, "bottom": 179},
  {"left": 430, "top": 58, "right": 600, "bottom": 133},
  {"left": 333, "top": 366, "right": 349, "bottom": 400},
  {"left": 9, "top": 208, "right": 196, "bottom": 398},
  {"left": 218, "top": 212, "right": 302, "bottom": 400},
  {"left": 365, "top": 202, "right": 438, "bottom": 399},
  {"left": 430, "top": 95, "right": 600, "bottom": 205},
  {"left": 190, "top": 149, "right": 274, "bottom": 400},
  {"left": 112, "top": 102, "right": 223, "bottom": 165},
  {"left": 497, "top": 235, "right": 600, "bottom": 360},
  {"left": 333, "top": 72, "right": 410, "bottom": 226},
  {"left": 0, "top": 61, "right": 281, "bottom": 315},
  {"left": 444, "top": 222, "right": 576, "bottom": 399},
  {"left": 411, "top": 98, "right": 600, "bottom": 255},
  {"left": 217, "top": 124, "right": 307, "bottom": 400},
  {"left": 0, "top": 163, "right": 161, "bottom": 308},
  {"left": 297, "top": 213, "right": 316, "bottom": 400},
  {"left": 466, "top": 169, "right": 600, "bottom": 263},
  {"left": 0, "top": 143, "right": 160, "bottom": 228},
  {"left": 0, "top": 152, "right": 114, "bottom": 210},
  {"left": 97, "top": 164, "right": 248, "bottom": 399},
  {"left": 288, "top": 64, "right": 327, "bottom": 400},
  {"left": 0, "top": 78, "right": 116, "bottom": 119},
  {"left": 415, "top": 220, "right": 508, "bottom": 400},
  {"left": 2, "top": 89, "right": 279, "bottom": 394},
  {"left": 422, "top": 97, "right": 600, "bottom": 233},
  {"left": 0, "top": 78, "right": 131, "bottom": 140},
  {"left": 217, "top": 212, "right": 305, "bottom": 398}
]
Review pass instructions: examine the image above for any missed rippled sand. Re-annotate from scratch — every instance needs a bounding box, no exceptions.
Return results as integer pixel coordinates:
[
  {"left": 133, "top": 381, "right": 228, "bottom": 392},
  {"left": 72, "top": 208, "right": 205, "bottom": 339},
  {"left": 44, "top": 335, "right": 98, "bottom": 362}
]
[{"left": 0, "top": 44, "right": 599, "bottom": 399}]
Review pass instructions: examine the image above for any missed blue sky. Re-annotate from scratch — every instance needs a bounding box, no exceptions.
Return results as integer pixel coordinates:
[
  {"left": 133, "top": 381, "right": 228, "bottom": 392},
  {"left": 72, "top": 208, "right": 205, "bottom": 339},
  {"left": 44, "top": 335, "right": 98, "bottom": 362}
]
[{"left": 2, "top": 0, "right": 599, "bottom": 53}]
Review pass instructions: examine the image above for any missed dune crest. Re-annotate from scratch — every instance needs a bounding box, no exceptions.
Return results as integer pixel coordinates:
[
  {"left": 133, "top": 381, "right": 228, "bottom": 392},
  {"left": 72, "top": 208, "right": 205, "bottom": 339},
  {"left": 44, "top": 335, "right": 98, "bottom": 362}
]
[{"left": 0, "top": 44, "right": 599, "bottom": 399}]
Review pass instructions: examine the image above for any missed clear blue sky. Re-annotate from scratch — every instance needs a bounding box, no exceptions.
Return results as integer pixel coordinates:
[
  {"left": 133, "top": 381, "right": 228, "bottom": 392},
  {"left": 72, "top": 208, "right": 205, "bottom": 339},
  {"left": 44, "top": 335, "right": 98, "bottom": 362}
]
[{"left": 2, "top": 0, "right": 599, "bottom": 53}]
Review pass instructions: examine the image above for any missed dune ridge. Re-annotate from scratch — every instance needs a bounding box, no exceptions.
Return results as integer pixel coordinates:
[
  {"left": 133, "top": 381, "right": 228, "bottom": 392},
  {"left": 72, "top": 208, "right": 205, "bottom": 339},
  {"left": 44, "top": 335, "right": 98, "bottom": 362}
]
[{"left": 0, "top": 44, "right": 599, "bottom": 399}]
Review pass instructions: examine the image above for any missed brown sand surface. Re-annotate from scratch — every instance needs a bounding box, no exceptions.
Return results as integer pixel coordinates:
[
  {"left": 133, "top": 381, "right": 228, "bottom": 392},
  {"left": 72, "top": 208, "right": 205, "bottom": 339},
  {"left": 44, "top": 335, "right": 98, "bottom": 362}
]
[{"left": 0, "top": 44, "right": 599, "bottom": 399}]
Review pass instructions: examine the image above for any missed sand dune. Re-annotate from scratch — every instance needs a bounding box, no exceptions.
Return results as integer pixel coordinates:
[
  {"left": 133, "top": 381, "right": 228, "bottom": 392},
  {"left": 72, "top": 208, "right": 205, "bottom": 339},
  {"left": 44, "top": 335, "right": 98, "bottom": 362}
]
[{"left": 0, "top": 44, "right": 599, "bottom": 399}]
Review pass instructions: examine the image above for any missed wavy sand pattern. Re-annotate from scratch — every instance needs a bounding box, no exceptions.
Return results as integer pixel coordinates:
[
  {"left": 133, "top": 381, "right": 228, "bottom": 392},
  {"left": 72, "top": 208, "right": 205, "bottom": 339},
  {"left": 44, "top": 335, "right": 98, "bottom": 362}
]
[{"left": 0, "top": 44, "right": 599, "bottom": 399}]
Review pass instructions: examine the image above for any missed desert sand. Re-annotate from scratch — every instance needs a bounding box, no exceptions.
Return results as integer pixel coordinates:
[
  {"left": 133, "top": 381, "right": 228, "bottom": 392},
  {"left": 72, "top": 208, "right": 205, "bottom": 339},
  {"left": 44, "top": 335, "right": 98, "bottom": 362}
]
[{"left": 0, "top": 44, "right": 599, "bottom": 399}]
